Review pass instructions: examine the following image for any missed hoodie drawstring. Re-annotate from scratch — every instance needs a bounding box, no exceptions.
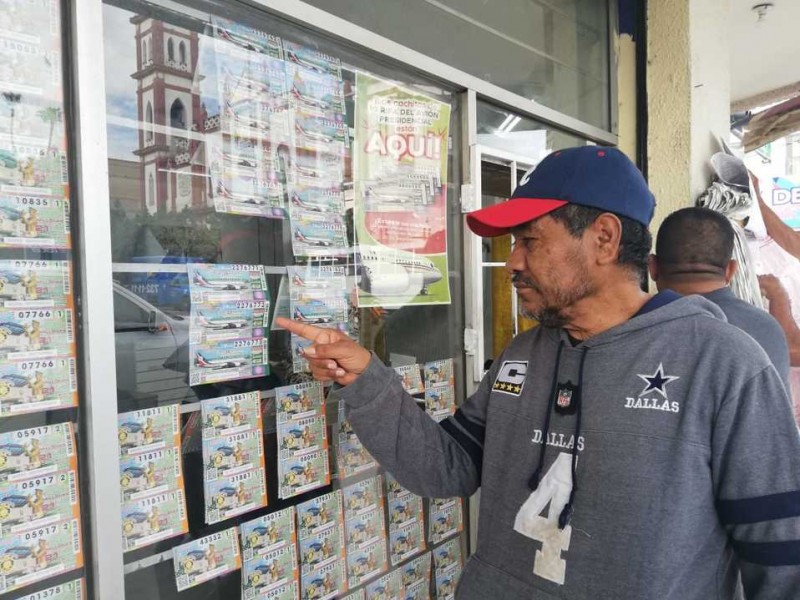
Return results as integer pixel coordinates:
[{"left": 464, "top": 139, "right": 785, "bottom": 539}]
[
  {"left": 528, "top": 341, "right": 564, "bottom": 491},
  {"left": 558, "top": 346, "right": 588, "bottom": 530}
]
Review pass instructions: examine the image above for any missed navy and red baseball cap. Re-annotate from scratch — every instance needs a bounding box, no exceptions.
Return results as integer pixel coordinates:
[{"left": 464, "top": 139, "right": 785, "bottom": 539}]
[{"left": 466, "top": 146, "right": 655, "bottom": 237}]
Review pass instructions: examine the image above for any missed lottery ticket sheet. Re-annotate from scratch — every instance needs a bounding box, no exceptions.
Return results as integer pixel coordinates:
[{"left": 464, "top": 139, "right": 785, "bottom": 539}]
[
  {"left": 0, "top": 260, "right": 72, "bottom": 309},
  {"left": 172, "top": 527, "right": 242, "bottom": 592},
  {"left": 428, "top": 498, "right": 463, "bottom": 545},
  {"left": 15, "top": 577, "right": 85, "bottom": 600},
  {"left": 121, "top": 489, "right": 188, "bottom": 552}
]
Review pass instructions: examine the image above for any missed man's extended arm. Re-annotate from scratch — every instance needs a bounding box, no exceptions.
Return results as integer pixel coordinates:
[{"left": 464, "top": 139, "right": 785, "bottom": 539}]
[
  {"left": 759, "top": 274, "right": 800, "bottom": 367},
  {"left": 751, "top": 172, "right": 800, "bottom": 259}
]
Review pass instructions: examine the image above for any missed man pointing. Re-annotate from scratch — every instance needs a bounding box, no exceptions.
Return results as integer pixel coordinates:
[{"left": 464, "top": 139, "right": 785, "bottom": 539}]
[{"left": 278, "top": 146, "right": 800, "bottom": 599}]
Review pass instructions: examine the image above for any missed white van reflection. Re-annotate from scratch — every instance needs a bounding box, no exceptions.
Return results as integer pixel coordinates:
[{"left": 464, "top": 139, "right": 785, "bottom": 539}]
[{"left": 113, "top": 282, "right": 193, "bottom": 407}]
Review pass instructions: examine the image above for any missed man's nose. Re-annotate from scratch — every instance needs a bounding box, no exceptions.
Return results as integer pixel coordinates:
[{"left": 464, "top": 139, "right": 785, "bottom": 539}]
[{"left": 506, "top": 243, "right": 525, "bottom": 275}]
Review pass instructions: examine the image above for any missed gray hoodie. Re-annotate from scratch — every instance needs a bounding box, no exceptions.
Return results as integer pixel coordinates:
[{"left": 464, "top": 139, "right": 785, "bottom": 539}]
[{"left": 333, "top": 296, "right": 800, "bottom": 599}]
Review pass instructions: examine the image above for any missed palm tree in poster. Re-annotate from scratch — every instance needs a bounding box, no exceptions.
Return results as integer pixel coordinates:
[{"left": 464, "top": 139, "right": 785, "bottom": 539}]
[{"left": 37, "top": 106, "right": 62, "bottom": 152}]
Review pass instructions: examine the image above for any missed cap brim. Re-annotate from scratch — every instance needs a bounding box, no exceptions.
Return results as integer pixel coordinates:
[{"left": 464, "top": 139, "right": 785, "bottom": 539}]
[{"left": 466, "top": 198, "right": 569, "bottom": 237}]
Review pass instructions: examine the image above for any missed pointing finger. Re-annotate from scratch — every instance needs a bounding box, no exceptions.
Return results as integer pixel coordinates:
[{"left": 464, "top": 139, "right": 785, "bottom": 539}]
[{"left": 276, "top": 317, "right": 328, "bottom": 342}]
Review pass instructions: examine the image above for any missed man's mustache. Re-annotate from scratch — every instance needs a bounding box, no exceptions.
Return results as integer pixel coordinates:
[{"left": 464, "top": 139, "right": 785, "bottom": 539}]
[{"left": 511, "top": 272, "right": 536, "bottom": 289}]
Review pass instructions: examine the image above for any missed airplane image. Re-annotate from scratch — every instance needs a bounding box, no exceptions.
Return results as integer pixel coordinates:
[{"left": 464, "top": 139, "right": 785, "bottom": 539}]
[
  {"left": 365, "top": 182, "right": 430, "bottom": 206},
  {"left": 216, "top": 28, "right": 274, "bottom": 55},
  {"left": 291, "top": 85, "right": 333, "bottom": 112},
  {"left": 193, "top": 270, "right": 248, "bottom": 291},
  {"left": 196, "top": 314, "right": 248, "bottom": 330},
  {"left": 286, "top": 49, "right": 332, "bottom": 75},
  {"left": 290, "top": 193, "right": 324, "bottom": 213},
  {"left": 293, "top": 306, "right": 333, "bottom": 324},
  {"left": 295, "top": 121, "right": 338, "bottom": 145},
  {"left": 216, "top": 182, "right": 270, "bottom": 207},
  {"left": 294, "top": 229, "right": 334, "bottom": 247},
  {"left": 194, "top": 352, "right": 248, "bottom": 370},
  {"left": 358, "top": 245, "right": 443, "bottom": 297}
]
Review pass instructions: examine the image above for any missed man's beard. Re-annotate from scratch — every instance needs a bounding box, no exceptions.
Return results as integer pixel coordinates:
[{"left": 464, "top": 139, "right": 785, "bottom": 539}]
[{"left": 516, "top": 263, "right": 594, "bottom": 328}]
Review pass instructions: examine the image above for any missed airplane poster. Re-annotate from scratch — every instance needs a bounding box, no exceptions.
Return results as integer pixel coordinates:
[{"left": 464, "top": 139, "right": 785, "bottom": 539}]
[{"left": 354, "top": 73, "right": 452, "bottom": 307}]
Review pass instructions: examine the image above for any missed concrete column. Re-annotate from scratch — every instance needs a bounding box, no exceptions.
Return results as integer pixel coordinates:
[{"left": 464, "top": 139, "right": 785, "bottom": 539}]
[{"left": 647, "top": 0, "right": 731, "bottom": 228}]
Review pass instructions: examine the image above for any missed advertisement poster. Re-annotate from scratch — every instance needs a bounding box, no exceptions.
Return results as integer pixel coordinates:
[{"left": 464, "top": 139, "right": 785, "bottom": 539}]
[
  {"left": 276, "top": 382, "right": 330, "bottom": 499},
  {"left": 16, "top": 577, "right": 85, "bottom": 600},
  {"left": 0, "top": 308, "right": 73, "bottom": 360},
  {"left": 0, "top": 260, "right": 72, "bottom": 309},
  {"left": 433, "top": 538, "right": 463, "bottom": 600},
  {"left": 189, "top": 264, "right": 270, "bottom": 385},
  {"left": 428, "top": 498, "right": 463, "bottom": 545},
  {"left": 0, "top": 518, "right": 83, "bottom": 595},
  {"left": 117, "top": 405, "right": 188, "bottom": 550},
  {"left": 354, "top": 72, "right": 451, "bottom": 307},
  {"left": 0, "top": 423, "right": 76, "bottom": 483},
  {"left": 241, "top": 507, "right": 298, "bottom": 597},
  {"left": 173, "top": 527, "right": 242, "bottom": 592},
  {"left": 0, "top": 196, "right": 70, "bottom": 249}
]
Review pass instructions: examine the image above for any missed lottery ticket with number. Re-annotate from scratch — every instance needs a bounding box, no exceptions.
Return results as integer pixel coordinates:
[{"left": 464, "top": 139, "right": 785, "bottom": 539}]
[
  {"left": 0, "top": 423, "right": 76, "bottom": 483},
  {"left": 423, "top": 359, "right": 453, "bottom": 389},
  {"left": 0, "top": 356, "right": 77, "bottom": 416},
  {"left": 119, "top": 447, "right": 183, "bottom": 502},
  {"left": 121, "top": 489, "right": 188, "bottom": 552},
  {"left": 365, "top": 568, "right": 403, "bottom": 600},
  {"left": 346, "top": 536, "right": 387, "bottom": 589},
  {"left": 173, "top": 527, "right": 241, "bottom": 592},
  {"left": 201, "top": 391, "right": 261, "bottom": 439},
  {"left": 428, "top": 498, "right": 463, "bottom": 544},
  {"left": 205, "top": 467, "right": 267, "bottom": 524},
  {"left": 240, "top": 506, "right": 296, "bottom": 561},
  {"left": 433, "top": 539, "right": 462, "bottom": 600},
  {"left": 0, "top": 518, "right": 83, "bottom": 594},
  {"left": 394, "top": 364, "right": 424, "bottom": 395},
  {"left": 0, "top": 307, "right": 73, "bottom": 360},
  {"left": 0, "top": 196, "right": 70, "bottom": 249},
  {"left": 0, "top": 260, "right": 71, "bottom": 309},
  {"left": 16, "top": 576, "right": 85, "bottom": 600},
  {"left": 117, "top": 405, "right": 180, "bottom": 457},
  {"left": 241, "top": 543, "right": 298, "bottom": 600},
  {"left": 0, "top": 469, "right": 80, "bottom": 535},
  {"left": 300, "top": 557, "right": 347, "bottom": 600}
]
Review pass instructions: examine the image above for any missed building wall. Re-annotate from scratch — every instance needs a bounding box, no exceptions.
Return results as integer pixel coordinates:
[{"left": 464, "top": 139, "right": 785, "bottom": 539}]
[{"left": 646, "top": 0, "right": 731, "bottom": 232}]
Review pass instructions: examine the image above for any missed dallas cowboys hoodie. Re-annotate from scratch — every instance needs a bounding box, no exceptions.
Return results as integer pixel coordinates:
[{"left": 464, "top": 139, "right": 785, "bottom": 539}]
[{"left": 332, "top": 295, "right": 800, "bottom": 599}]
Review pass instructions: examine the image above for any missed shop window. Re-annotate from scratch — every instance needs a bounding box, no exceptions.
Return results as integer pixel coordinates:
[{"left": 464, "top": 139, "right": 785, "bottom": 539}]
[
  {"left": 305, "top": 0, "right": 613, "bottom": 130},
  {"left": 103, "top": 1, "right": 466, "bottom": 598}
]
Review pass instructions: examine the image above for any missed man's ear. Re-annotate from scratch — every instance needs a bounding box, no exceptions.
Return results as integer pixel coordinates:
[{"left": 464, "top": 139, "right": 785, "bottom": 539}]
[
  {"left": 724, "top": 259, "right": 738, "bottom": 283},
  {"left": 648, "top": 254, "right": 659, "bottom": 281},
  {"left": 591, "top": 213, "right": 623, "bottom": 266}
]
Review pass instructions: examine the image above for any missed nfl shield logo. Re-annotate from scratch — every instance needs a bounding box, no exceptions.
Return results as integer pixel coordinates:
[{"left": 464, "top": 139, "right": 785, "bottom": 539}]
[{"left": 557, "top": 388, "right": 572, "bottom": 409}]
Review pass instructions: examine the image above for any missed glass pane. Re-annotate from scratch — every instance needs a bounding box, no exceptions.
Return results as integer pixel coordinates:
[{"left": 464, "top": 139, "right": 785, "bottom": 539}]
[
  {"left": 0, "top": 0, "right": 88, "bottom": 596},
  {"left": 101, "top": 0, "right": 466, "bottom": 597},
  {"left": 305, "top": 0, "right": 611, "bottom": 129},
  {"left": 477, "top": 100, "right": 589, "bottom": 159}
]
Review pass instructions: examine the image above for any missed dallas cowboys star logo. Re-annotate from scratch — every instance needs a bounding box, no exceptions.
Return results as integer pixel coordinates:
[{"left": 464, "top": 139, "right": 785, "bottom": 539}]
[{"left": 637, "top": 363, "right": 679, "bottom": 399}]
